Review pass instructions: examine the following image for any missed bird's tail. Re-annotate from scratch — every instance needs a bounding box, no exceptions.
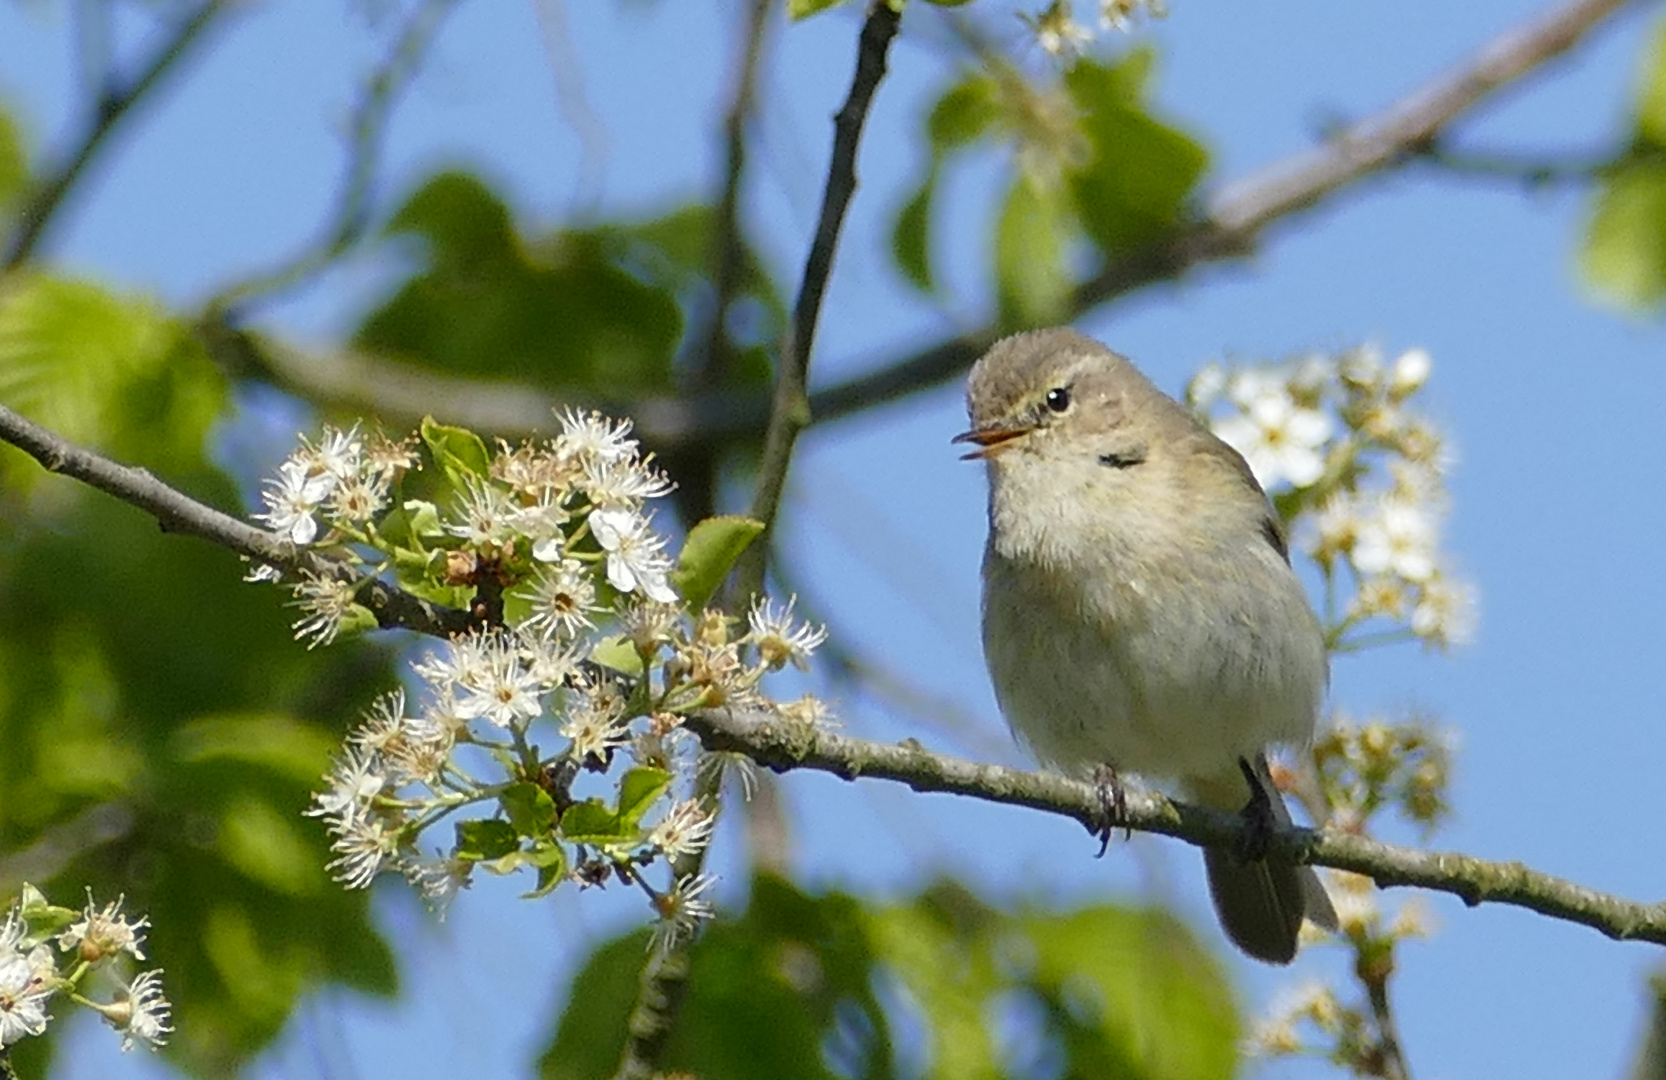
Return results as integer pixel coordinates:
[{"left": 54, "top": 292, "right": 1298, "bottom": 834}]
[{"left": 1189, "top": 755, "right": 1337, "bottom": 965}]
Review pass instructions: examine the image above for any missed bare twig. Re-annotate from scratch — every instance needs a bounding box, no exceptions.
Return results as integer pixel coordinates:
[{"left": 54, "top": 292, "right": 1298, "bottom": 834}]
[
  {"left": 0, "top": 402, "right": 469, "bottom": 638},
  {"left": 683, "top": 706, "right": 1666, "bottom": 948},
  {"left": 610, "top": 7, "right": 903, "bottom": 1080},
  {"left": 208, "top": 0, "right": 461, "bottom": 315},
  {"left": 231, "top": 0, "right": 1643, "bottom": 454},
  {"left": 3, "top": 3, "right": 228, "bottom": 270},
  {"left": 739, "top": 0, "right": 902, "bottom": 593}
]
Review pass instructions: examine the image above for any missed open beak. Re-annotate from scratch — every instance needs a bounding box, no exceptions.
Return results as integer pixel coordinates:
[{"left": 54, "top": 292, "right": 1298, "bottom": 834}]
[{"left": 951, "top": 425, "right": 1032, "bottom": 461}]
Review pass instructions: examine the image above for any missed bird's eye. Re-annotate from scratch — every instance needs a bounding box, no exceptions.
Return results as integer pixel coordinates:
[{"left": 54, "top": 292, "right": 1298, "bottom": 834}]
[{"left": 1044, "top": 387, "right": 1072, "bottom": 414}]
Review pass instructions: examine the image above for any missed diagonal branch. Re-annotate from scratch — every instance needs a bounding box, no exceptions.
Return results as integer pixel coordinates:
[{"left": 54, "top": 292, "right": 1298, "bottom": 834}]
[
  {"left": 685, "top": 706, "right": 1666, "bottom": 948},
  {"left": 0, "top": 402, "right": 469, "bottom": 638},
  {"left": 3, "top": 3, "right": 229, "bottom": 270},
  {"left": 208, "top": 0, "right": 462, "bottom": 315}
]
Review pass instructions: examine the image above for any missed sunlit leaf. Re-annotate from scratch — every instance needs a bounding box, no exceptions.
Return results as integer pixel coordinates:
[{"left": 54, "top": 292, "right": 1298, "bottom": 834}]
[
  {"left": 788, "top": 0, "right": 856, "bottom": 19},
  {"left": 455, "top": 818, "right": 519, "bottom": 860},
  {"left": 616, "top": 766, "right": 673, "bottom": 829},
  {"left": 673, "top": 515, "right": 765, "bottom": 610},
  {"left": 1579, "top": 165, "right": 1666, "bottom": 310}
]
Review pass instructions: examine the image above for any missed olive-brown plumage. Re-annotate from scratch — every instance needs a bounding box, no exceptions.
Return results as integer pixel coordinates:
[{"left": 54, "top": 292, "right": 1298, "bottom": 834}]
[{"left": 960, "top": 327, "right": 1336, "bottom": 964}]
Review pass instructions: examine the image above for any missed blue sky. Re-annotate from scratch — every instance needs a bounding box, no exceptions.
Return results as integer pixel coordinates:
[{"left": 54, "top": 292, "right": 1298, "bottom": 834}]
[{"left": 3, "top": 0, "right": 1665, "bottom": 1077}]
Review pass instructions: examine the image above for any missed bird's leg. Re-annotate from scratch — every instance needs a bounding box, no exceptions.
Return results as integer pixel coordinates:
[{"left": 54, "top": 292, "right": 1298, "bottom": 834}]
[
  {"left": 1091, "top": 762, "right": 1130, "bottom": 856},
  {"left": 1236, "top": 756, "right": 1276, "bottom": 864}
]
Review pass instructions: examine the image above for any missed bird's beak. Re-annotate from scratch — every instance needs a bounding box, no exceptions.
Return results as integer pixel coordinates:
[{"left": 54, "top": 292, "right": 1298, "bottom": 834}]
[{"left": 951, "top": 424, "right": 1032, "bottom": 461}]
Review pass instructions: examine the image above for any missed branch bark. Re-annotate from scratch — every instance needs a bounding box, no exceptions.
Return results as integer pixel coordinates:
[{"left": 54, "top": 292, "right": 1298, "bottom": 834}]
[
  {"left": 0, "top": 401, "right": 469, "bottom": 638},
  {"left": 685, "top": 705, "right": 1666, "bottom": 949},
  {"left": 209, "top": 0, "right": 1644, "bottom": 448}
]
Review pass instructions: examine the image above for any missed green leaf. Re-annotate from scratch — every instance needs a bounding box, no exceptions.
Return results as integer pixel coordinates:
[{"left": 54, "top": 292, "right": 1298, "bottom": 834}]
[
  {"left": 616, "top": 767, "right": 673, "bottom": 829},
  {"left": 1579, "top": 164, "right": 1666, "bottom": 310},
  {"left": 218, "top": 793, "right": 326, "bottom": 896},
  {"left": 893, "top": 173, "right": 936, "bottom": 292},
  {"left": 558, "top": 798, "right": 630, "bottom": 844},
  {"left": 1636, "top": 15, "right": 1666, "bottom": 144},
  {"left": 0, "top": 107, "right": 24, "bottom": 214},
  {"left": 524, "top": 841, "right": 568, "bottom": 899},
  {"left": 1023, "top": 906, "right": 1238, "bottom": 1080},
  {"left": 420, "top": 415, "right": 491, "bottom": 486},
  {"left": 995, "top": 175, "right": 1074, "bottom": 327},
  {"left": 356, "top": 172, "right": 682, "bottom": 396},
  {"left": 928, "top": 74, "right": 1003, "bottom": 151},
  {"left": 501, "top": 781, "right": 558, "bottom": 837},
  {"left": 788, "top": 0, "right": 855, "bottom": 19},
  {"left": 590, "top": 633, "right": 644, "bottom": 676},
  {"left": 455, "top": 818, "right": 519, "bottom": 860},
  {"left": 0, "top": 273, "right": 226, "bottom": 467},
  {"left": 673, "top": 515, "right": 766, "bottom": 610},
  {"left": 1064, "top": 52, "right": 1209, "bottom": 257}
]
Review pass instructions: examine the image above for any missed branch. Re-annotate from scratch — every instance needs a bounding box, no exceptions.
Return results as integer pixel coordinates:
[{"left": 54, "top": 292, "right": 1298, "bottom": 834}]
[
  {"left": 208, "top": 0, "right": 461, "bottom": 315},
  {"left": 804, "top": 0, "right": 1646, "bottom": 428},
  {"left": 229, "top": 0, "right": 1642, "bottom": 452},
  {"left": 685, "top": 706, "right": 1666, "bottom": 948},
  {"left": 612, "top": 7, "right": 903, "bottom": 1079},
  {"left": 744, "top": 0, "right": 903, "bottom": 550},
  {"left": 2, "top": 3, "right": 228, "bottom": 270},
  {"left": 0, "top": 402, "right": 469, "bottom": 638}
]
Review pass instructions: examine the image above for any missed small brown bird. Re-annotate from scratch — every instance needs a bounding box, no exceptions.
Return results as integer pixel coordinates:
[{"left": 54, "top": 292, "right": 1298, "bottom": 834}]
[{"left": 957, "top": 327, "right": 1336, "bottom": 964}]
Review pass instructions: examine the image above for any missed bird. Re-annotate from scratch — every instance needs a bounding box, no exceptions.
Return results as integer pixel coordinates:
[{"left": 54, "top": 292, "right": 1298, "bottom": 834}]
[{"left": 956, "top": 326, "right": 1337, "bottom": 964}]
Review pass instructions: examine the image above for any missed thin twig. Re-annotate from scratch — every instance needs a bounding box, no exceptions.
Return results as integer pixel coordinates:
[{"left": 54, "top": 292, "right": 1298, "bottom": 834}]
[
  {"left": 230, "top": 0, "right": 1644, "bottom": 452},
  {"left": 610, "top": 8, "right": 903, "bottom": 1079},
  {"left": 684, "top": 705, "right": 1666, "bottom": 948},
  {"left": 1362, "top": 966, "right": 1413, "bottom": 1080},
  {"left": 0, "top": 402, "right": 469, "bottom": 638},
  {"left": 3, "top": 3, "right": 227, "bottom": 270},
  {"left": 208, "top": 0, "right": 461, "bottom": 315},
  {"left": 743, "top": 0, "right": 902, "bottom": 566}
]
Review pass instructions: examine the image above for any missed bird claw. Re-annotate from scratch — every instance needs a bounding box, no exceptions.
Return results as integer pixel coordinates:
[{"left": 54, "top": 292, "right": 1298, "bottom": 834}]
[
  {"left": 1235, "top": 756, "right": 1276, "bottom": 864},
  {"left": 1092, "top": 763, "right": 1130, "bottom": 856}
]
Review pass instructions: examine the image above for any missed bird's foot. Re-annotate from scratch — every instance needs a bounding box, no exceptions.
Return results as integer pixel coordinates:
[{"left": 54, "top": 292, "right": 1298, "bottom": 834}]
[
  {"left": 1235, "top": 756, "right": 1277, "bottom": 864},
  {"left": 1092, "top": 763, "right": 1130, "bottom": 857}
]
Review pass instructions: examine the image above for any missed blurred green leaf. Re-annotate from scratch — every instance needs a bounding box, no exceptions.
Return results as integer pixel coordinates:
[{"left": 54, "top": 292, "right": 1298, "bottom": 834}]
[
  {"left": 1580, "top": 19, "right": 1666, "bottom": 312},
  {"left": 558, "top": 798, "right": 630, "bottom": 844},
  {"left": 0, "top": 106, "right": 25, "bottom": 214},
  {"left": 789, "top": 0, "right": 856, "bottom": 19},
  {"left": 674, "top": 515, "right": 765, "bottom": 610},
  {"left": 591, "top": 633, "right": 645, "bottom": 676},
  {"left": 929, "top": 74, "right": 1003, "bottom": 150},
  {"left": 894, "top": 174, "right": 936, "bottom": 292},
  {"left": 1636, "top": 16, "right": 1666, "bottom": 144},
  {"left": 0, "top": 273, "right": 225, "bottom": 469},
  {"left": 217, "top": 792, "right": 326, "bottom": 897},
  {"left": 539, "top": 876, "right": 1238, "bottom": 1080},
  {"left": 356, "top": 171, "right": 682, "bottom": 400},
  {"left": 1064, "top": 51, "right": 1209, "bottom": 257},
  {"left": 995, "top": 176, "right": 1073, "bottom": 328},
  {"left": 1580, "top": 166, "right": 1666, "bottom": 310}
]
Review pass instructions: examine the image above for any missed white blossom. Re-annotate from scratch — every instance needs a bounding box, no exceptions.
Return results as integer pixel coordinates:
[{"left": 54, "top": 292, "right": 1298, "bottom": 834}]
[
  {"left": 591, "top": 511, "right": 678, "bottom": 603},
  {"left": 1213, "top": 379, "right": 1333, "bottom": 490}
]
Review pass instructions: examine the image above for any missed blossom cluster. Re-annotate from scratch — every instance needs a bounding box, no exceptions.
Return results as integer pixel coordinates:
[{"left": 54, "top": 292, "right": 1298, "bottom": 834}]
[
  {"left": 1024, "top": 0, "right": 1169, "bottom": 57},
  {"left": 0, "top": 886, "right": 171, "bottom": 1053},
  {"left": 1188, "top": 344, "right": 1477, "bottom": 651},
  {"left": 249, "top": 410, "right": 830, "bottom": 952}
]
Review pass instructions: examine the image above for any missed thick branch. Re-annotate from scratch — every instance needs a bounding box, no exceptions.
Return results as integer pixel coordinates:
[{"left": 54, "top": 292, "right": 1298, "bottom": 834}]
[
  {"left": 685, "top": 706, "right": 1666, "bottom": 948},
  {"left": 3, "top": 3, "right": 227, "bottom": 270},
  {"left": 0, "top": 402, "right": 468, "bottom": 638}
]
